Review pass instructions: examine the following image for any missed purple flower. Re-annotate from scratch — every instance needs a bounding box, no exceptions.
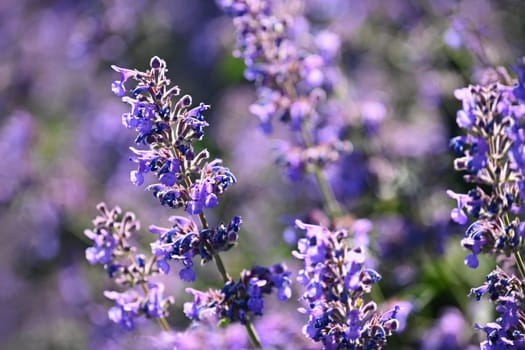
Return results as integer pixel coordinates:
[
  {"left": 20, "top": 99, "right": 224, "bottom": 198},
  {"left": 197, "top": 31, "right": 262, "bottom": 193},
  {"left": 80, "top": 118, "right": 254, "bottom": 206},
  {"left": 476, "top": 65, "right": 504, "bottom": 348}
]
[
  {"left": 179, "top": 256, "right": 196, "bottom": 282},
  {"left": 104, "top": 290, "right": 141, "bottom": 331},
  {"left": 112, "top": 57, "right": 237, "bottom": 212},
  {"left": 111, "top": 65, "right": 139, "bottom": 97},
  {"left": 84, "top": 203, "right": 176, "bottom": 331},
  {"left": 218, "top": 0, "right": 351, "bottom": 185},
  {"left": 143, "top": 283, "right": 168, "bottom": 318},
  {"left": 454, "top": 87, "right": 476, "bottom": 128},
  {"left": 184, "top": 264, "right": 291, "bottom": 324},
  {"left": 104, "top": 282, "right": 173, "bottom": 331},
  {"left": 156, "top": 259, "right": 170, "bottom": 274},
  {"left": 446, "top": 190, "right": 470, "bottom": 225},
  {"left": 187, "top": 181, "right": 218, "bottom": 215},
  {"left": 469, "top": 268, "right": 525, "bottom": 347},
  {"left": 84, "top": 217, "right": 118, "bottom": 266},
  {"left": 294, "top": 220, "right": 399, "bottom": 347},
  {"left": 450, "top": 76, "right": 525, "bottom": 271},
  {"left": 149, "top": 215, "right": 242, "bottom": 279}
]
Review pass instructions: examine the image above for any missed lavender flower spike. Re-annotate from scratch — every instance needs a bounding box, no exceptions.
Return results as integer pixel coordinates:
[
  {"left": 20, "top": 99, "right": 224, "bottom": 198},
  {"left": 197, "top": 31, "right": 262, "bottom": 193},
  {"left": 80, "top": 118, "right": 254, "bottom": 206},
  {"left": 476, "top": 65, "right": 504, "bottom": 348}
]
[
  {"left": 112, "top": 56, "right": 236, "bottom": 215},
  {"left": 217, "top": 0, "right": 351, "bottom": 184},
  {"left": 184, "top": 264, "right": 292, "bottom": 325},
  {"left": 470, "top": 268, "right": 525, "bottom": 349},
  {"left": 84, "top": 203, "right": 174, "bottom": 331},
  {"left": 449, "top": 77, "right": 525, "bottom": 268},
  {"left": 293, "top": 220, "right": 399, "bottom": 349},
  {"left": 149, "top": 215, "right": 242, "bottom": 281},
  {"left": 448, "top": 61, "right": 525, "bottom": 347}
]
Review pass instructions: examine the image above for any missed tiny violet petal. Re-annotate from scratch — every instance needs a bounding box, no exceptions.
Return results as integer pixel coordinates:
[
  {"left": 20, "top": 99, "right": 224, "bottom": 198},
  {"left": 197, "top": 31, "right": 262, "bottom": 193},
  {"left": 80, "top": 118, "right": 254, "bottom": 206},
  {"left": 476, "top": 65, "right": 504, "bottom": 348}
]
[
  {"left": 112, "top": 81, "right": 126, "bottom": 97},
  {"left": 157, "top": 259, "right": 170, "bottom": 274},
  {"left": 465, "top": 254, "right": 479, "bottom": 269},
  {"left": 179, "top": 267, "right": 196, "bottom": 282},
  {"left": 130, "top": 170, "right": 144, "bottom": 186}
]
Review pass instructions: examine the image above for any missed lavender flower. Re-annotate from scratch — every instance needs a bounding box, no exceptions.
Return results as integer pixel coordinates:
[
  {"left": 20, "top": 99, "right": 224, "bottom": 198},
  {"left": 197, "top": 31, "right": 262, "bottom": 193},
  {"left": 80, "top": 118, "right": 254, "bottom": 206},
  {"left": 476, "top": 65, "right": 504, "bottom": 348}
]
[
  {"left": 84, "top": 203, "right": 174, "bottom": 330},
  {"left": 293, "top": 220, "right": 399, "bottom": 349},
  {"left": 448, "top": 62, "right": 525, "bottom": 347},
  {"left": 107, "top": 57, "right": 298, "bottom": 347},
  {"left": 470, "top": 268, "right": 525, "bottom": 349},
  {"left": 184, "top": 264, "right": 291, "bottom": 325},
  {"left": 112, "top": 56, "right": 236, "bottom": 215},
  {"left": 149, "top": 215, "right": 242, "bottom": 281},
  {"left": 449, "top": 78, "right": 525, "bottom": 268},
  {"left": 104, "top": 282, "right": 170, "bottom": 331},
  {"left": 217, "top": 0, "right": 351, "bottom": 182}
]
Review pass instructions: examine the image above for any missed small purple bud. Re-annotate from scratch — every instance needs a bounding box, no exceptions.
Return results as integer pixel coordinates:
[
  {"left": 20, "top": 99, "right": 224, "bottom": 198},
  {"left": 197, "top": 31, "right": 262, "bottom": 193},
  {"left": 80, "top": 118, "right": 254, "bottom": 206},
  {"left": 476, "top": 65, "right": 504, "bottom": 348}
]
[
  {"left": 364, "top": 269, "right": 382, "bottom": 284},
  {"left": 150, "top": 56, "right": 162, "bottom": 69},
  {"left": 277, "top": 284, "right": 292, "bottom": 301}
]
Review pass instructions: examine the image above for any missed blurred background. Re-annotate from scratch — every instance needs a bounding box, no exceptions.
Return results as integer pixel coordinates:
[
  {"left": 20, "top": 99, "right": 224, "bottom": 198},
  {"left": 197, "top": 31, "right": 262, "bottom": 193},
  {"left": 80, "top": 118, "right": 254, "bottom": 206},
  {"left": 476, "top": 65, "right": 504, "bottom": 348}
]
[{"left": 1, "top": 0, "right": 525, "bottom": 349}]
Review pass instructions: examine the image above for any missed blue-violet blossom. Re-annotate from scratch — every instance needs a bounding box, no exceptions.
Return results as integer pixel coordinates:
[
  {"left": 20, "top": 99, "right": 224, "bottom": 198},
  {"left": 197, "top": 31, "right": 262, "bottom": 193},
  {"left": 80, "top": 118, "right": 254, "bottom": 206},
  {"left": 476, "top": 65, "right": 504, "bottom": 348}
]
[
  {"left": 112, "top": 56, "right": 236, "bottom": 215},
  {"left": 293, "top": 220, "right": 399, "bottom": 349}
]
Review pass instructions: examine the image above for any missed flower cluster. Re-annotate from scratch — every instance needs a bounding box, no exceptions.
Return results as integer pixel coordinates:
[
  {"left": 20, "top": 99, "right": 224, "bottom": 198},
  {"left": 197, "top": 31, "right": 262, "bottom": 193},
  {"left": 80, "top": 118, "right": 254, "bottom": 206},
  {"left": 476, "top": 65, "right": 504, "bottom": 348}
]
[
  {"left": 84, "top": 203, "right": 173, "bottom": 330},
  {"left": 449, "top": 63, "right": 525, "bottom": 348},
  {"left": 448, "top": 78, "right": 525, "bottom": 268},
  {"left": 470, "top": 268, "right": 525, "bottom": 349},
  {"left": 184, "top": 264, "right": 292, "bottom": 325},
  {"left": 293, "top": 220, "right": 399, "bottom": 349},
  {"left": 99, "top": 56, "right": 301, "bottom": 348},
  {"left": 112, "top": 56, "right": 236, "bottom": 215},
  {"left": 104, "top": 282, "right": 170, "bottom": 331},
  {"left": 149, "top": 215, "right": 242, "bottom": 281},
  {"left": 217, "top": 0, "right": 350, "bottom": 181}
]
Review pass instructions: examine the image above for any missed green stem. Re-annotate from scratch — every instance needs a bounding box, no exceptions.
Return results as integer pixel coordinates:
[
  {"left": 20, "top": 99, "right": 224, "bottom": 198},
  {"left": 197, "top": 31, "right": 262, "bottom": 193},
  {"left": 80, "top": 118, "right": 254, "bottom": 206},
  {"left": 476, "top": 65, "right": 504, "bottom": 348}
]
[
  {"left": 245, "top": 317, "right": 262, "bottom": 348},
  {"left": 514, "top": 251, "right": 525, "bottom": 279},
  {"left": 300, "top": 121, "right": 343, "bottom": 220}
]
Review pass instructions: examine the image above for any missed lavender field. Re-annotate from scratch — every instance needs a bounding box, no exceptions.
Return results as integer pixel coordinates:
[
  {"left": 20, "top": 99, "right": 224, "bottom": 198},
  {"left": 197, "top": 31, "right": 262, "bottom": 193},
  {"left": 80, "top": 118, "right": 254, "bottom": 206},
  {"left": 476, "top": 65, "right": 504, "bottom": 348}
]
[{"left": 2, "top": 0, "right": 525, "bottom": 349}]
